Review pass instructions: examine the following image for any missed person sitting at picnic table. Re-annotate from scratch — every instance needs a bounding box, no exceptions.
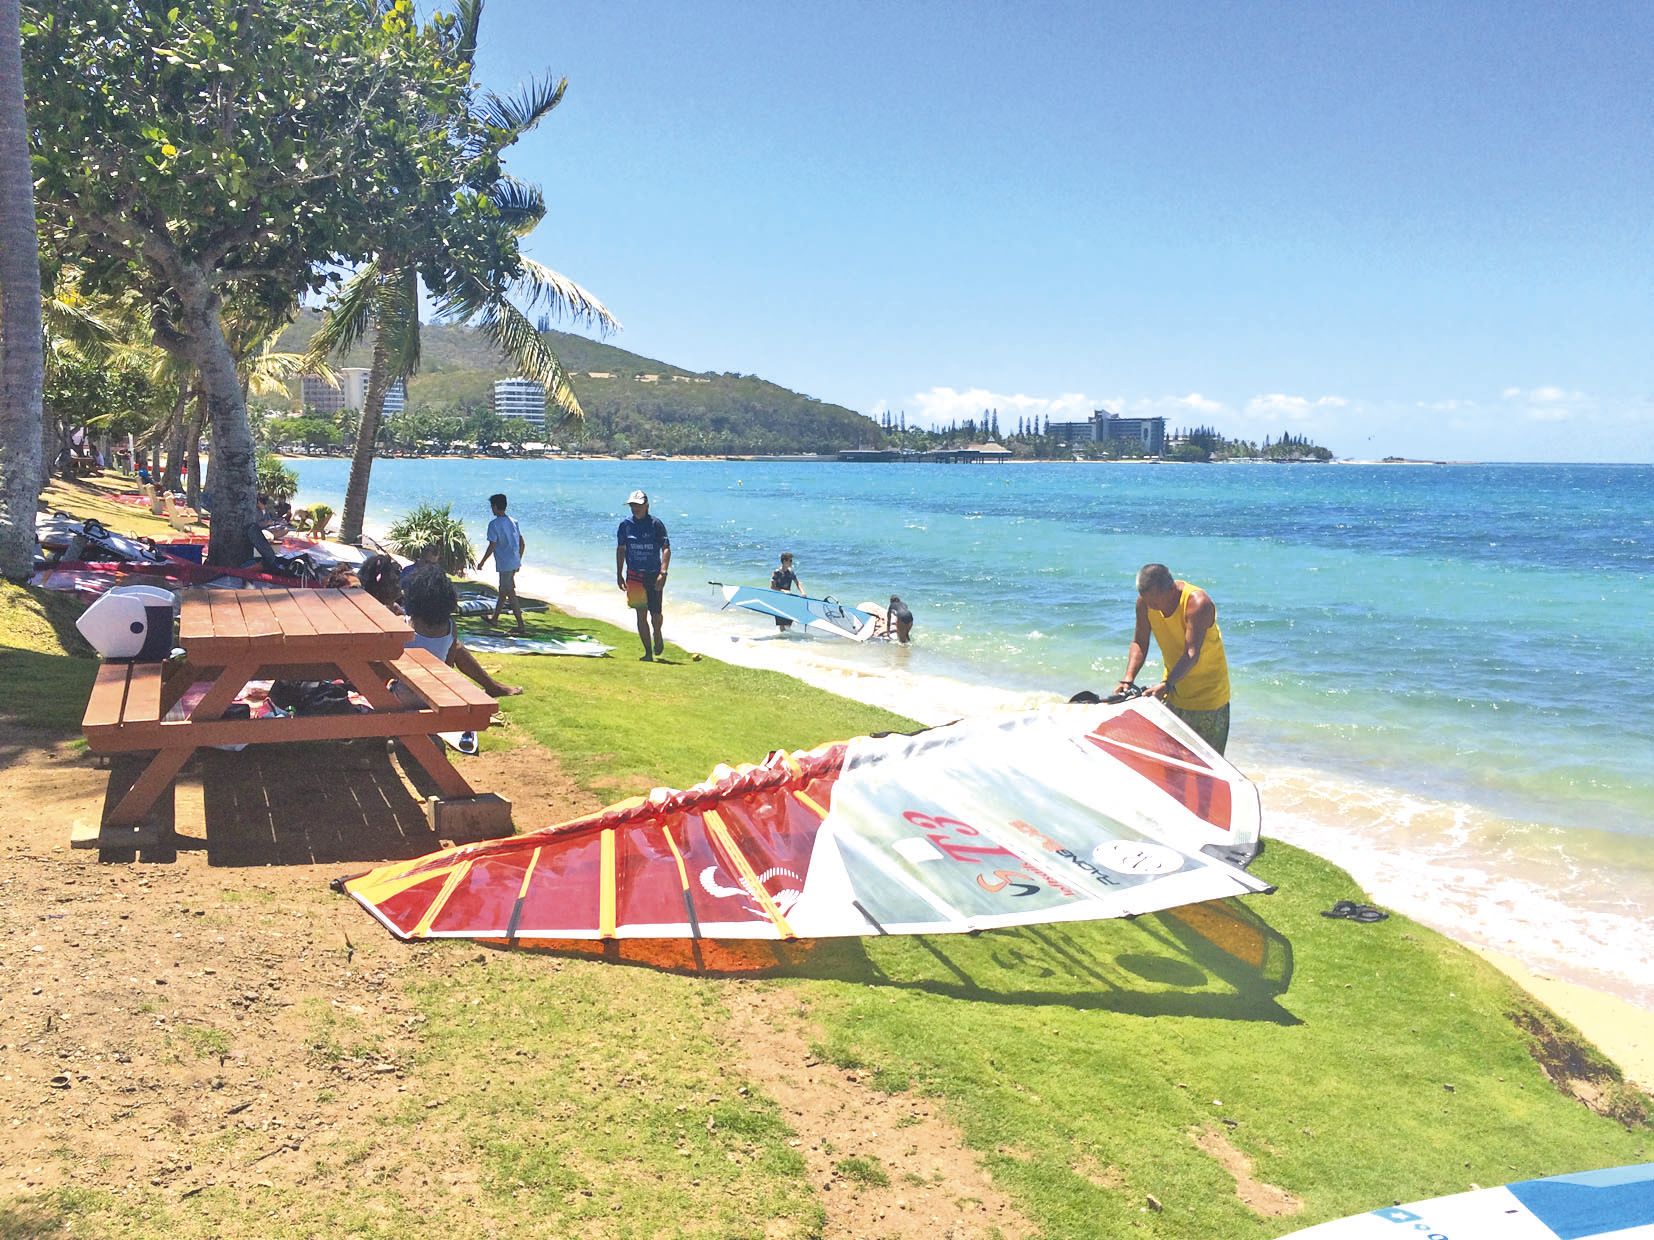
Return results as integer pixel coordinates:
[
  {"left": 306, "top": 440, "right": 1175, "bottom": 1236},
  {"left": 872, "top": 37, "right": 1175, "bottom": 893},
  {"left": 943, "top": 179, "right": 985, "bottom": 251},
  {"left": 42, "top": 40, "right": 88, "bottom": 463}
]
[
  {"left": 357, "top": 553, "right": 405, "bottom": 613},
  {"left": 400, "top": 541, "right": 442, "bottom": 587},
  {"left": 400, "top": 565, "right": 521, "bottom": 698}
]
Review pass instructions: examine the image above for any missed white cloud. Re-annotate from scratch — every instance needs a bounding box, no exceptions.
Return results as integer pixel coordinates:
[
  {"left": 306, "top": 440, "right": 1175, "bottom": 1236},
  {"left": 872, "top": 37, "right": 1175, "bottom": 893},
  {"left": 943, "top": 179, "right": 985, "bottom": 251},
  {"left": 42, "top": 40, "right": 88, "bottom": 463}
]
[
  {"left": 1242, "top": 393, "right": 1348, "bottom": 421},
  {"left": 1499, "top": 385, "right": 1591, "bottom": 422},
  {"left": 1417, "top": 398, "right": 1476, "bottom": 412},
  {"left": 1175, "top": 393, "right": 1225, "bottom": 414}
]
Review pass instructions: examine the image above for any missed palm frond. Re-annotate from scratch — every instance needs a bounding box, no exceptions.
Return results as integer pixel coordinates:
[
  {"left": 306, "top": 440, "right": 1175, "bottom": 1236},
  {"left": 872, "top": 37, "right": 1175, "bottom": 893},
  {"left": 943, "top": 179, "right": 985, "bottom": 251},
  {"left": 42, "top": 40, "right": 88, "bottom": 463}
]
[
  {"left": 302, "top": 260, "right": 384, "bottom": 369},
  {"left": 517, "top": 259, "right": 621, "bottom": 335},
  {"left": 474, "top": 74, "right": 566, "bottom": 137},
  {"left": 248, "top": 346, "right": 334, "bottom": 397},
  {"left": 452, "top": 0, "right": 482, "bottom": 66},
  {"left": 490, "top": 175, "right": 546, "bottom": 233},
  {"left": 442, "top": 281, "right": 583, "bottom": 422},
  {"left": 42, "top": 289, "right": 119, "bottom": 360},
  {"left": 373, "top": 266, "right": 423, "bottom": 378}
]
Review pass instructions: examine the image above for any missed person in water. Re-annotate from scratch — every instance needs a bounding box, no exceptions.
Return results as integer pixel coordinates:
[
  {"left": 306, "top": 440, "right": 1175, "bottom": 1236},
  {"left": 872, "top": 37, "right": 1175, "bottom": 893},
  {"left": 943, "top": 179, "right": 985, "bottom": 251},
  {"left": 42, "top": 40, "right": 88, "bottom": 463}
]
[
  {"left": 402, "top": 565, "right": 521, "bottom": 698},
  {"left": 1115, "top": 562, "right": 1230, "bottom": 754},
  {"left": 882, "top": 595, "right": 913, "bottom": 644},
  {"left": 769, "top": 552, "right": 804, "bottom": 629},
  {"left": 615, "top": 489, "right": 670, "bottom": 660}
]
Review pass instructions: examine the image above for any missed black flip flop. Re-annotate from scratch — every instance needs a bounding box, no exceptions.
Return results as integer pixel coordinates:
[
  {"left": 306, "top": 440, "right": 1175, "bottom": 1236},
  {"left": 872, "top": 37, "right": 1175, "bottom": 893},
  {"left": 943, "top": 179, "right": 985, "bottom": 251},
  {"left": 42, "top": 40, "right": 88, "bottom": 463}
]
[{"left": 1321, "top": 899, "right": 1389, "bottom": 923}]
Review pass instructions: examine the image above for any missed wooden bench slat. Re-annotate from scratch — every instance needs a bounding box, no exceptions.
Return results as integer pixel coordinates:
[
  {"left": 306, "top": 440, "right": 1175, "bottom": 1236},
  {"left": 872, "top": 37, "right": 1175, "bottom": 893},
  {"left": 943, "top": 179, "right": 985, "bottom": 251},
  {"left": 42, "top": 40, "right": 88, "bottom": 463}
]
[
  {"left": 314, "top": 589, "right": 379, "bottom": 637},
  {"left": 206, "top": 590, "right": 249, "bottom": 646},
  {"left": 83, "top": 663, "right": 132, "bottom": 729},
  {"left": 340, "top": 587, "right": 412, "bottom": 637},
  {"left": 235, "top": 591, "right": 283, "bottom": 641},
  {"left": 178, "top": 589, "right": 214, "bottom": 644},
  {"left": 121, "top": 663, "right": 164, "bottom": 724},
  {"left": 86, "top": 704, "right": 495, "bottom": 751},
  {"left": 415, "top": 654, "right": 496, "bottom": 709},
  {"left": 389, "top": 650, "right": 469, "bottom": 710},
  {"left": 263, "top": 589, "right": 317, "bottom": 638}
]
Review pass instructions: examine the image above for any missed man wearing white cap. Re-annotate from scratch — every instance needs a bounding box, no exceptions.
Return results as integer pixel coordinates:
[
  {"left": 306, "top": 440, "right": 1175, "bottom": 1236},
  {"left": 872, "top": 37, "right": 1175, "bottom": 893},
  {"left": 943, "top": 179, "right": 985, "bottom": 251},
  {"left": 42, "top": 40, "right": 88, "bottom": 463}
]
[{"left": 615, "top": 489, "right": 671, "bottom": 660}]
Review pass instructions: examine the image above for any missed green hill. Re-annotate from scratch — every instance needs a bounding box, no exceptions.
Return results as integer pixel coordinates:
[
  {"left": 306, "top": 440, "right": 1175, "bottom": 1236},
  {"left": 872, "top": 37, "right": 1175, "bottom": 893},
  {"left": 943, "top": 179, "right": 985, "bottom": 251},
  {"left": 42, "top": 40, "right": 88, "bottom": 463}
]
[{"left": 276, "top": 312, "right": 882, "bottom": 455}]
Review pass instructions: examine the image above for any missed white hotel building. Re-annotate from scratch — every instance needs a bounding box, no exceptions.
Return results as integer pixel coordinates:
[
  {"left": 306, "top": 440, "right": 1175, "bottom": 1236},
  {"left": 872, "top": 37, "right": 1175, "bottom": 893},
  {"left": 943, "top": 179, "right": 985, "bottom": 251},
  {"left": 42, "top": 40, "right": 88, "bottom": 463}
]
[{"left": 491, "top": 377, "right": 547, "bottom": 428}]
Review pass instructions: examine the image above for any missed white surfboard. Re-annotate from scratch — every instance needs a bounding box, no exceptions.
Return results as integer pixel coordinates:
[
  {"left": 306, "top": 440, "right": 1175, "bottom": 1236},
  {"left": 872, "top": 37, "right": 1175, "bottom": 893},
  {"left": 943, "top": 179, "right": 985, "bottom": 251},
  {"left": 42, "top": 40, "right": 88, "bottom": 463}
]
[{"left": 1279, "top": 1162, "right": 1654, "bottom": 1239}]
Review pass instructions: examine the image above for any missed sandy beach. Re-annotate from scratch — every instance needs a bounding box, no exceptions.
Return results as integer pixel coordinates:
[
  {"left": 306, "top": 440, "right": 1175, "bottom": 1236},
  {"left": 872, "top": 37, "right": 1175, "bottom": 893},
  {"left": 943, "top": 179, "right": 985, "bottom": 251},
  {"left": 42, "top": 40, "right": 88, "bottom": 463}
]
[{"left": 453, "top": 555, "right": 1654, "bottom": 1093}]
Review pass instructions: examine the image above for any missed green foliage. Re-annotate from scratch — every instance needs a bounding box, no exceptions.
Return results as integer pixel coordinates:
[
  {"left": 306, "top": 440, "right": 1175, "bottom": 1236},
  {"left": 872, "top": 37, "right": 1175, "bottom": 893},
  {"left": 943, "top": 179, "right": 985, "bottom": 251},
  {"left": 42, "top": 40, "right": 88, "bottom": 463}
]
[
  {"left": 23, "top": 0, "right": 476, "bottom": 563},
  {"left": 255, "top": 454, "right": 299, "bottom": 503},
  {"left": 386, "top": 502, "right": 474, "bottom": 573},
  {"left": 281, "top": 313, "right": 884, "bottom": 455}
]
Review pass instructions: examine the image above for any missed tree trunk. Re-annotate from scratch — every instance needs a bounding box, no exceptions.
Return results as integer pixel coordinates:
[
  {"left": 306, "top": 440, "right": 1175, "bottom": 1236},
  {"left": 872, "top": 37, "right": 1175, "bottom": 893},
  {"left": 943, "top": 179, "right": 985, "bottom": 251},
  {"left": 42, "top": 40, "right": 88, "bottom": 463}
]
[
  {"left": 172, "top": 279, "right": 257, "bottom": 566},
  {"left": 0, "top": 0, "right": 44, "bottom": 580},
  {"left": 338, "top": 332, "right": 393, "bottom": 546},
  {"left": 185, "top": 379, "right": 208, "bottom": 510}
]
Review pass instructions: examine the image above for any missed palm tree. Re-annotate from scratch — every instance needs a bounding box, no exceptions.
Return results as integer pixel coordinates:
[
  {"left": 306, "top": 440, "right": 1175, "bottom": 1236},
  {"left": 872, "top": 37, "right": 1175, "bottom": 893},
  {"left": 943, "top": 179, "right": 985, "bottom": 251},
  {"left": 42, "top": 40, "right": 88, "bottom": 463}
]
[
  {"left": 0, "top": 0, "right": 45, "bottom": 581},
  {"left": 308, "top": 0, "right": 617, "bottom": 546}
]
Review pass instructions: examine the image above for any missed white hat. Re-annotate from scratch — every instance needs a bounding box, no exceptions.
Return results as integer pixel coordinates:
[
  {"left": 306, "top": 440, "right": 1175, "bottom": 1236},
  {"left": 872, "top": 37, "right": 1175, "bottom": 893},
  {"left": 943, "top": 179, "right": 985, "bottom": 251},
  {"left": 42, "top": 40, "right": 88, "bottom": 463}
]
[{"left": 627, "top": 489, "right": 648, "bottom": 505}]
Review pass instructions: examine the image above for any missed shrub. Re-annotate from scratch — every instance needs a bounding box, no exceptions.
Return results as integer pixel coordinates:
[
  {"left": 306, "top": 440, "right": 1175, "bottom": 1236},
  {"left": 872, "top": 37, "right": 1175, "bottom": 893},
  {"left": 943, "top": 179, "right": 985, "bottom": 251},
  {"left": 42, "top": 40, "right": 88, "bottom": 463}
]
[
  {"left": 256, "top": 453, "right": 299, "bottom": 503},
  {"left": 386, "top": 503, "right": 473, "bottom": 573}
]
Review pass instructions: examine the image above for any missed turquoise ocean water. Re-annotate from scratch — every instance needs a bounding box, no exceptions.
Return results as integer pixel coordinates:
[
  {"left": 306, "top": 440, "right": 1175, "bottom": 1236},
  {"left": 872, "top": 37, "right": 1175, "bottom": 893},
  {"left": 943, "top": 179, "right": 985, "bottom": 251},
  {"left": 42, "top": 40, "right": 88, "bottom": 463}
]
[{"left": 287, "top": 457, "right": 1654, "bottom": 993}]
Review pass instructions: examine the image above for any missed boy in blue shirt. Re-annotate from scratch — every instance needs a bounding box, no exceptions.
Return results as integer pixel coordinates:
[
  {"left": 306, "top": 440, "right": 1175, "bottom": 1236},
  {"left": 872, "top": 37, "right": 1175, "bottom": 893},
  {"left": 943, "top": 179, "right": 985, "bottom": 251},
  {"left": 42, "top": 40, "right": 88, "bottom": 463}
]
[{"left": 475, "top": 492, "right": 526, "bottom": 633}]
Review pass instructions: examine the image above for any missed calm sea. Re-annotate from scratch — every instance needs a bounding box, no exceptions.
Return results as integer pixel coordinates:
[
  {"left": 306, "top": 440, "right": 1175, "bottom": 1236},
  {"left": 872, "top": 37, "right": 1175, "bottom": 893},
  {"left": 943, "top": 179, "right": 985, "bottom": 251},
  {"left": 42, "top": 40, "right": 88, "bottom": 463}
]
[{"left": 288, "top": 457, "right": 1654, "bottom": 996}]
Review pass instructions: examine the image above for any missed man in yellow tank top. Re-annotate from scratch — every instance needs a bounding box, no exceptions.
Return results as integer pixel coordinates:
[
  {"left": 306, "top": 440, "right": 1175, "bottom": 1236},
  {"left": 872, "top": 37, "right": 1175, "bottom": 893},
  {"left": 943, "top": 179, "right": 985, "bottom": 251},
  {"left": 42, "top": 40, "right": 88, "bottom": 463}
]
[{"left": 1114, "top": 563, "right": 1231, "bottom": 754}]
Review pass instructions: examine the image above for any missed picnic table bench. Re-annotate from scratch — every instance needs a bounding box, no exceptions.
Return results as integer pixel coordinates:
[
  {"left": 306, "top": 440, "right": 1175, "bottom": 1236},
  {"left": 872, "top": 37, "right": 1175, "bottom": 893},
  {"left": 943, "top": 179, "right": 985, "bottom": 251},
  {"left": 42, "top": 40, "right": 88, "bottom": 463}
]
[{"left": 81, "top": 587, "right": 497, "bottom": 841}]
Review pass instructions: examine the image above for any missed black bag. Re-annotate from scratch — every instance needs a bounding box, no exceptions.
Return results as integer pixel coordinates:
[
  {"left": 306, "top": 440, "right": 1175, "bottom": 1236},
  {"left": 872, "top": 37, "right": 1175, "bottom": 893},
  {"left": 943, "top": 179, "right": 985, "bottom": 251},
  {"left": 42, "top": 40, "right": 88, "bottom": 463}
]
[{"left": 269, "top": 679, "right": 359, "bottom": 715}]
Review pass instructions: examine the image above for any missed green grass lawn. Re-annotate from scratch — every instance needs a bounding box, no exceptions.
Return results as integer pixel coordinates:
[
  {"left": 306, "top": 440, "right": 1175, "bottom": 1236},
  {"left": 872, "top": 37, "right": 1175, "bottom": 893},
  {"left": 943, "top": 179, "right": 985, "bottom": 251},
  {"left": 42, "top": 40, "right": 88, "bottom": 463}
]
[{"left": 7, "top": 571, "right": 1648, "bottom": 1239}]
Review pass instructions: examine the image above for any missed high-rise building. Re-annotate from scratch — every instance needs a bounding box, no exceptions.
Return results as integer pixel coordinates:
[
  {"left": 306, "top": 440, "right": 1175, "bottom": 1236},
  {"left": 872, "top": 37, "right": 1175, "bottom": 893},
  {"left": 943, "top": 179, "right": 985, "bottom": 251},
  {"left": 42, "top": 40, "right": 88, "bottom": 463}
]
[
  {"left": 491, "top": 377, "right": 546, "bottom": 427},
  {"left": 298, "top": 368, "right": 405, "bottom": 415},
  {"left": 1043, "top": 409, "right": 1166, "bottom": 454}
]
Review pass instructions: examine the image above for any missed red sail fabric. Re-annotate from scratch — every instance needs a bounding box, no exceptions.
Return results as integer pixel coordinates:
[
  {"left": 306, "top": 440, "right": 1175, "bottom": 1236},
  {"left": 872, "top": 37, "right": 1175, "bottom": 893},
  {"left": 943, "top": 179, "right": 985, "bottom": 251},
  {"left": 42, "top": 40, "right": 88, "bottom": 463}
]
[{"left": 345, "top": 702, "right": 1266, "bottom": 952}]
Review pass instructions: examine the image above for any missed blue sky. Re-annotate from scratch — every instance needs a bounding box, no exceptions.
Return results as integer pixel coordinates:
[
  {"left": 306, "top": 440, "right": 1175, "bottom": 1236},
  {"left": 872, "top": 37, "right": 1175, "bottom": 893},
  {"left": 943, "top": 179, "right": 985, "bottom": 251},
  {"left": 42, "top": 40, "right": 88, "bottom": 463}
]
[{"left": 474, "top": 1, "right": 1651, "bottom": 461}]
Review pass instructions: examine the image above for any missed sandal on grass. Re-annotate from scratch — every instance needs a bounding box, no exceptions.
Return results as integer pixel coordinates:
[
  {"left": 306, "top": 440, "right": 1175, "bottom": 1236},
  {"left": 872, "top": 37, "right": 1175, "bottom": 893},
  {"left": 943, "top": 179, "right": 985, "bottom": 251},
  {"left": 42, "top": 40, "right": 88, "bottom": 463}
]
[{"left": 1321, "top": 899, "right": 1389, "bottom": 923}]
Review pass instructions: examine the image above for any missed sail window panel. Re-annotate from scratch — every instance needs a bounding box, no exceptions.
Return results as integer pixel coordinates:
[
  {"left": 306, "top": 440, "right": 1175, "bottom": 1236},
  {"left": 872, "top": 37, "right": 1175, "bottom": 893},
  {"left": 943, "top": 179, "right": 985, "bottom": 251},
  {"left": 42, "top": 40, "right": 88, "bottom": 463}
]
[
  {"left": 613, "top": 817, "right": 701, "bottom": 933},
  {"left": 506, "top": 832, "right": 604, "bottom": 937}
]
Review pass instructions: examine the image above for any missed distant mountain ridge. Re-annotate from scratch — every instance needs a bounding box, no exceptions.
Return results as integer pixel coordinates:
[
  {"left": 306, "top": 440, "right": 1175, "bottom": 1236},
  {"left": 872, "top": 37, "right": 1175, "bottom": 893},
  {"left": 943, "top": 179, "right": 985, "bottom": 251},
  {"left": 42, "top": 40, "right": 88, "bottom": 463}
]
[{"left": 275, "top": 312, "right": 881, "bottom": 455}]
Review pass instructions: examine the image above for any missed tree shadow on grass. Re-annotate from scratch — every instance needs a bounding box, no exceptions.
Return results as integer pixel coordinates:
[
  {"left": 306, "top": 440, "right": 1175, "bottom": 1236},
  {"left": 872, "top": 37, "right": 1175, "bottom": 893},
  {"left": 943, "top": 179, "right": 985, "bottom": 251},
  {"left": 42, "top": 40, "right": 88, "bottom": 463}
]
[{"left": 479, "top": 896, "right": 1297, "bottom": 1026}]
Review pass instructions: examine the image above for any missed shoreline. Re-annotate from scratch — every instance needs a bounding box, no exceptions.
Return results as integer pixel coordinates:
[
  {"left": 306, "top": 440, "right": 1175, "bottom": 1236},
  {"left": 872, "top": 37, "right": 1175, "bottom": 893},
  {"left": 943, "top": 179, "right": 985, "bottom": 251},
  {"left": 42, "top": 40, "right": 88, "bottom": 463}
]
[{"left": 426, "top": 553, "right": 1654, "bottom": 1088}]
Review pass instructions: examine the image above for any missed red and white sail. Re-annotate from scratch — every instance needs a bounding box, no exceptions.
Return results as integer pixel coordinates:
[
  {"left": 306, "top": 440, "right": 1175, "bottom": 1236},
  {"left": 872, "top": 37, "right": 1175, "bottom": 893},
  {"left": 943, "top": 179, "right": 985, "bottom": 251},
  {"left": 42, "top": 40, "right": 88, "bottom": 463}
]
[{"left": 345, "top": 700, "right": 1268, "bottom": 947}]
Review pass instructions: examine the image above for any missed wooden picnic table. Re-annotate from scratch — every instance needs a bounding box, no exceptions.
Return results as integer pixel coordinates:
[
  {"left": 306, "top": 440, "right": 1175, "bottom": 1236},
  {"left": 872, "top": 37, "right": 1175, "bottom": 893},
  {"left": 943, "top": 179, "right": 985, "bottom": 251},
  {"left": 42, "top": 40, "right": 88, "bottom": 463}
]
[{"left": 82, "top": 587, "right": 497, "bottom": 834}]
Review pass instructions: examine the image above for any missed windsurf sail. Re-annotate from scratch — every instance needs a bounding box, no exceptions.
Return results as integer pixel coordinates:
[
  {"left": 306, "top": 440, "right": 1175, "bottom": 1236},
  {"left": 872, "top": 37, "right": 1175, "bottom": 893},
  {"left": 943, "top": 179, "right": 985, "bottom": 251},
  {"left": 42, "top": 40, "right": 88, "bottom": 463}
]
[
  {"left": 714, "top": 583, "right": 880, "bottom": 641},
  {"left": 344, "top": 699, "right": 1268, "bottom": 950}
]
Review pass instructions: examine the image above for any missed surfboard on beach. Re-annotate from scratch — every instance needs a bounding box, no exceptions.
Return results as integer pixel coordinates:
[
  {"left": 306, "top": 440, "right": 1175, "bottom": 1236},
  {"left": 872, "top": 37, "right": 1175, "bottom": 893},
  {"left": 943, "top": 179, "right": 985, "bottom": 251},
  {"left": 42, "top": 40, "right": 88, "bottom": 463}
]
[{"left": 1278, "top": 1161, "right": 1654, "bottom": 1239}]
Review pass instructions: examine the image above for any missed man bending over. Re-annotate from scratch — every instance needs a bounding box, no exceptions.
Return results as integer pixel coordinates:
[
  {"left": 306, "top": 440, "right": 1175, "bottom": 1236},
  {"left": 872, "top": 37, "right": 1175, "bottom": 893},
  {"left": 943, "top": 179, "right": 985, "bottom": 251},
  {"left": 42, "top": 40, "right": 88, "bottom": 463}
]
[{"left": 1116, "top": 563, "right": 1231, "bottom": 754}]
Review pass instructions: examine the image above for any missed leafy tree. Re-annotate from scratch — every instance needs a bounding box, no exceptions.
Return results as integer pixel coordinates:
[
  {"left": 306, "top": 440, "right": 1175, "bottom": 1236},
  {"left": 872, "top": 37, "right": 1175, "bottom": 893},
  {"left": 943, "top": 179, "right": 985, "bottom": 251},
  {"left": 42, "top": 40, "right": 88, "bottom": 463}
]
[
  {"left": 306, "top": 0, "right": 616, "bottom": 544},
  {"left": 0, "top": 0, "right": 44, "bottom": 580},
  {"left": 23, "top": 0, "right": 468, "bottom": 564}
]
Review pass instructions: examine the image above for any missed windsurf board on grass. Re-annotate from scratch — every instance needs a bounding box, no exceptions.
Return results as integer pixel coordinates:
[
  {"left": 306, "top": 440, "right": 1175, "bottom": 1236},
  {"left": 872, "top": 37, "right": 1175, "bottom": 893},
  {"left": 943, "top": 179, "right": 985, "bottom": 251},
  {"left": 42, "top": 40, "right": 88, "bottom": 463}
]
[
  {"left": 713, "top": 583, "right": 880, "bottom": 641},
  {"left": 1279, "top": 1162, "right": 1654, "bottom": 1239}
]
